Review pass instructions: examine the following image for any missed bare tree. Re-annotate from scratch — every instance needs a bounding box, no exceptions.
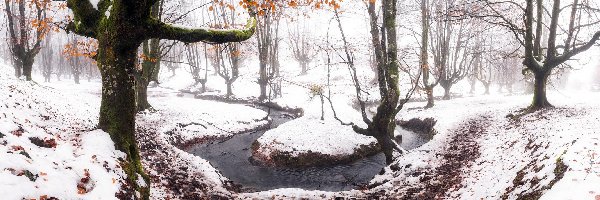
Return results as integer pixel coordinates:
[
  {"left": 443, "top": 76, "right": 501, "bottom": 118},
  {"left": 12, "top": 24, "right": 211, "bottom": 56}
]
[
  {"left": 472, "top": 0, "right": 600, "bottom": 110},
  {"left": 256, "top": 6, "right": 282, "bottom": 100},
  {"left": 288, "top": 15, "right": 314, "bottom": 75},
  {"left": 67, "top": 35, "right": 82, "bottom": 84},
  {"left": 41, "top": 32, "right": 54, "bottom": 82},
  {"left": 4, "top": 0, "right": 50, "bottom": 80},
  {"left": 430, "top": 0, "right": 475, "bottom": 100},
  {"left": 186, "top": 43, "right": 207, "bottom": 90},
  {"left": 335, "top": 0, "right": 419, "bottom": 164},
  {"left": 420, "top": 0, "right": 439, "bottom": 108}
]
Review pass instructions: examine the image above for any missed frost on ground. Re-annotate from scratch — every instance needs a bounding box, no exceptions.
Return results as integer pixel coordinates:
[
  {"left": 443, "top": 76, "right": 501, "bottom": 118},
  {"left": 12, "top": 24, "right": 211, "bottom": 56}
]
[{"left": 0, "top": 70, "right": 125, "bottom": 199}]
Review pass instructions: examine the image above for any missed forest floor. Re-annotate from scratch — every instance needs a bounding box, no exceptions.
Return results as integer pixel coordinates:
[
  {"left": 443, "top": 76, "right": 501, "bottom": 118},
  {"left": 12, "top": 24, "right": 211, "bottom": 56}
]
[
  {"left": 401, "top": 114, "right": 492, "bottom": 199},
  {"left": 1, "top": 65, "right": 599, "bottom": 199}
]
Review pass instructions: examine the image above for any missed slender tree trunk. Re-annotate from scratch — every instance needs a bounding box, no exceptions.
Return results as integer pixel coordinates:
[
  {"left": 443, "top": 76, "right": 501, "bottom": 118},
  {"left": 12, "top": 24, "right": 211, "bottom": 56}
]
[
  {"left": 137, "top": 38, "right": 159, "bottom": 112},
  {"left": 74, "top": 72, "right": 80, "bottom": 84},
  {"left": 531, "top": 69, "right": 552, "bottom": 109},
  {"left": 420, "top": 0, "right": 435, "bottom": 108},
  {"left": 136, "top": 79, "right": 151, "bottom": 112},
  {"left": 150, "top": 62, "right": 160, "bottom": 83},
  {"left": 483, "top": 83, "right": 490, "bottom": 95},
  {"left": 97, "top": 39, "right": 149, "bottom": 199},
  {"left": 258, "top": 62, "right": 268, "bottom": 100},
  {"left": 226, "top": 81, "right": 233, "bottom": 96},
  {"left": 300, "top": 61, "right": 308, "bottom": 75},
  {"left": 469, "top": 78, "right": 476, "bottom": 94},
  {"left": 424, "top": 86, "right": 434, "bottom": 108}
]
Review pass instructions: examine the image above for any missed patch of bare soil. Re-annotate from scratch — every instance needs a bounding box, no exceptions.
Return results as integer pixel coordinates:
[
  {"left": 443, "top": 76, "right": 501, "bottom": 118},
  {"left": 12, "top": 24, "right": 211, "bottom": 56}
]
[{"left": 401, "top": 115, "right": 492, "bottom": 199}]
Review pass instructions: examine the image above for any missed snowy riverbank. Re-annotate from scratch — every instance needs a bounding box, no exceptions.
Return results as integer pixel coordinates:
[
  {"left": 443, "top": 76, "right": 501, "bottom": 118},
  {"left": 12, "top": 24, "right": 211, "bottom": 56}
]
[{"left": 2, "top": 64, "right": 599, "bottom": 199}]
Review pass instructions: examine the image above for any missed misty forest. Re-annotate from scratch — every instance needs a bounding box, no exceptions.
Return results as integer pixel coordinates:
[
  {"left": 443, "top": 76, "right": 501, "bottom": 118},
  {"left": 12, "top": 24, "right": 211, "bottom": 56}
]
[{"left": 0, "top": 0, "right": 599, "bottom": 199}]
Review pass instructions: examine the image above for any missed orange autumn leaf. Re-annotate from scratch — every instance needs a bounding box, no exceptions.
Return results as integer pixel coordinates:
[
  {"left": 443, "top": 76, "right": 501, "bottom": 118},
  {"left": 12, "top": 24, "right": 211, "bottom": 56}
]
[{"left": 288, "top": 0, "right": 297, "bottom": 7}]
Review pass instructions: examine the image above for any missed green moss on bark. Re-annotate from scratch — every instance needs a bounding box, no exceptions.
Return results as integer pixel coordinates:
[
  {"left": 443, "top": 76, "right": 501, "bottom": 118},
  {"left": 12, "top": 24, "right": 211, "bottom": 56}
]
[{"left": 66, "top": 0, "right": 257, "bottom": 198}]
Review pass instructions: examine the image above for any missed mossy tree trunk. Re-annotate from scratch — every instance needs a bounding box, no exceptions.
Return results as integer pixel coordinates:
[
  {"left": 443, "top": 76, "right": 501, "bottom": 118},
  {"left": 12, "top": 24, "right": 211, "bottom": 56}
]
[
  {"left": 97, "top": 39, "right": 149, "bottom": 199},
  {"left": 65, "top": 0, "right": 256, "bottom": 198},
  {"left": 349, "top": 0, "right": 412, "bottom": 165}
]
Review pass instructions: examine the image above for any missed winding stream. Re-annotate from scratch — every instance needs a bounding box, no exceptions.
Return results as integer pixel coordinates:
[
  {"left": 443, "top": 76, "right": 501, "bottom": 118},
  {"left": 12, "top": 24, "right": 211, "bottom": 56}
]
[{"left": 187, "top": 108, "right": 431, "bottom": 192}]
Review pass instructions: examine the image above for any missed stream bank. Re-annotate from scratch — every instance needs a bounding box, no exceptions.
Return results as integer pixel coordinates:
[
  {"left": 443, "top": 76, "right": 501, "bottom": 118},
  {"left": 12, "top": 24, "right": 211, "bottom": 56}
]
[{"left": 187, "top": 107, "right": 433, "bottom": 192}]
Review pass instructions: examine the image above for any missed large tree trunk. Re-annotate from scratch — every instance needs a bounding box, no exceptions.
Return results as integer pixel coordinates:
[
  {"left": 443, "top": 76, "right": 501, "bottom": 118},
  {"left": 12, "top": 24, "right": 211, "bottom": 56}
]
[
  {"left": 442, "top": 84, "right": 451, "bottom": 100},
  {"left": 97, "top": 36, "right": 149, "bottom": 200},
  {"left": 370, "top": 107, "right": 397, "bottom": 164},
  {"left": 530, "top": 69, "right": 552, "bottom": 109},
  {"left": 22, "top": 58, "right": 33, "bottom": 81}
]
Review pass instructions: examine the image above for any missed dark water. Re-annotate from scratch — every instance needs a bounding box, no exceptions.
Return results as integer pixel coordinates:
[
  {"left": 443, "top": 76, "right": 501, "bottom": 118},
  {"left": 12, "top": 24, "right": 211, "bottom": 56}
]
[{"left": 187, "top": 110, "right": 430, "bottom": 192}]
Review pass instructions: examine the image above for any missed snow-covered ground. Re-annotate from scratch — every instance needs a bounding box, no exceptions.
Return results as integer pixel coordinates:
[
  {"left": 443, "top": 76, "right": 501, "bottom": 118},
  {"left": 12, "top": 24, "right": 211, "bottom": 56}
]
[
  {"left": 2, "top": 58, "right": 599, "bottom": 199},
  {"left": 239, "top": 93, "right": 600, "bottom": 199},
  {"left": 1, "top": 64, "right": 271, "bottom": 199},
  {"left": 0, "top": 69, "right": 125, "bottom": 199},
  {"left": 253, "top": 116, "right": 379, "bottom": 166}
]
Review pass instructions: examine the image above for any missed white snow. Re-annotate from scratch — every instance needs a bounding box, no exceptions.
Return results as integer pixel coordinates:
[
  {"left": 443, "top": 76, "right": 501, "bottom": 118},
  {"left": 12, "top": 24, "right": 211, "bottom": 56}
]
[
  {"left": 0, "top": 66, "right": 124, "bottom": 199},
  {"left": 255, "top": 116, "right": 377, "bottom": 158},
  {"left": 90, "top": 0, "right": 100, "bottom": 10},
  {"left": 0, "top": 45, "right": 598, "bottom": 199}
]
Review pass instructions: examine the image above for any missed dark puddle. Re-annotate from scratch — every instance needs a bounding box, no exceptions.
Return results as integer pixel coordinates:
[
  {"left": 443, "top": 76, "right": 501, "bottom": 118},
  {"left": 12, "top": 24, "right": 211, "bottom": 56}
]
[{"left": 187, "top": 109, "right": 430, "bottom": 192}]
